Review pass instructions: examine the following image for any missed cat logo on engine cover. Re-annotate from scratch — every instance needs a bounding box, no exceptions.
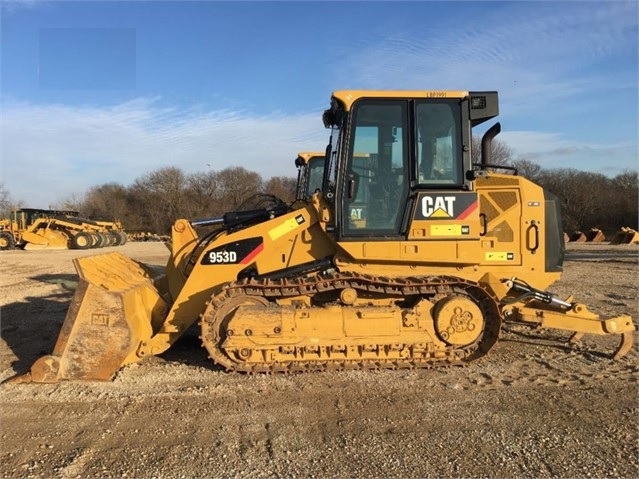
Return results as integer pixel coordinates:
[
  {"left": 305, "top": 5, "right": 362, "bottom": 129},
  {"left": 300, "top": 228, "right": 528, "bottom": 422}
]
[{"left": 413, "top": 193, "right": 478, "bottom": 220}]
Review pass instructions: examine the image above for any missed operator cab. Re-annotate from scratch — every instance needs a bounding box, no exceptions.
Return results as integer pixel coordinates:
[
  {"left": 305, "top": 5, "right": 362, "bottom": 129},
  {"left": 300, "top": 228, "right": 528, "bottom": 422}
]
[
  {"left": 322, "top": 90, "right": 498, "bottom": 239},
  {"left": 294, "top": 152, "right": 325, "bottom": 201}
]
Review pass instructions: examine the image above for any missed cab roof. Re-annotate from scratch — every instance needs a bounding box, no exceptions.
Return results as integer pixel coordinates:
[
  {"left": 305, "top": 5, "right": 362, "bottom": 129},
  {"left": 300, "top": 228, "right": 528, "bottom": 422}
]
[
  {"left": 294, "top": 152, "right": 324, "bottom": 167},
  {"left": 331, "top": 90, "right": 471, "bottom": 110}
]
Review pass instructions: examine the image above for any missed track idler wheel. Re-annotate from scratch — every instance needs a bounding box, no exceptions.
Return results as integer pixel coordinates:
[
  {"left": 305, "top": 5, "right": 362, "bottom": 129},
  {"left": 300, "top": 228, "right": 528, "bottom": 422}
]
[
  {"left": 433, "top": 295, "right": 485, "bottom": 346},
  {"left": 201, "top": 294, "right": 271, "bottom": 369}
]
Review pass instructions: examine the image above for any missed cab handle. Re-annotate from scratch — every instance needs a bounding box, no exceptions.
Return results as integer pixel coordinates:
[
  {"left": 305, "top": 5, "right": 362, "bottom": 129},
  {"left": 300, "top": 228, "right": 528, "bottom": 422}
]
[
  {"left": 479, "top": 213, "right": 488, "bottom": 236},
  {"left": 347, "top": 172, "right": 359, "bottom": 199},
  {"left": 526, "top": 221, "right": 539, "bottom": 254}
]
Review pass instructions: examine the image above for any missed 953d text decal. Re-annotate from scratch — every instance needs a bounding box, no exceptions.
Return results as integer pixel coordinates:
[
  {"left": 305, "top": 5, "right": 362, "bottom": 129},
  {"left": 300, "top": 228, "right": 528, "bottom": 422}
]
[{"left": 201, "top": 237, "right": 263, "bottom": 265}]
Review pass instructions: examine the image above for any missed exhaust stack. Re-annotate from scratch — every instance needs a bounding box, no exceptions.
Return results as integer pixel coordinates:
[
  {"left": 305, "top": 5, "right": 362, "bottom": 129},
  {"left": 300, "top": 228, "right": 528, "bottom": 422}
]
[{"left": 480, "top": 122, "right": 501, "bottom": 168}]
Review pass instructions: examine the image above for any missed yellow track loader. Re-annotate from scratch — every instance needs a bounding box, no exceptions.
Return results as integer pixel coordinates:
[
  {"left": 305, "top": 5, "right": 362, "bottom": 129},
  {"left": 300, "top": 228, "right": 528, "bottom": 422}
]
[
  {"left": 11, "top": 90, "right": 635, "bottom": 383},
  {"left": 294, "top": 152, "right": 325, "bottom": 201}
]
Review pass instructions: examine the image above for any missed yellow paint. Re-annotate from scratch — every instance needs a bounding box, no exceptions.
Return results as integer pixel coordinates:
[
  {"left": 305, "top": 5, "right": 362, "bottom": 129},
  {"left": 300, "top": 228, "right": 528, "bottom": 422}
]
[
  {"left": 484, "top": 252, "right": 508, "bottom": 261},
  {"left": 268, "top": 217, "right": 302, "bottom": 241},
  {"left": 431, "top": 225, "right": 462, "bottom": 236},
  {"left": 429, "top": 208, "right": 451, "bottom": 218},
  {"left": 333, "top": 90, "right": 469, "bottom": 110}
]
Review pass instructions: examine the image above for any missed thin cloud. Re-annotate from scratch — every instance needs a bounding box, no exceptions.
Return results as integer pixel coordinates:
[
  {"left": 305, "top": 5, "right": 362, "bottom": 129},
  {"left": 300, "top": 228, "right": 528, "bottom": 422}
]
[
  {"left": 333, "top": 2, "right": 637, "bottom": 107},
  {"left": 2, "top": 0, "right": 49, "bottom": 15},
  {"left": 1, "top": 98, "right": 328, "bottom": 208},
  {"left": 501, "top": 130, "right": 636, "bottom": 174},
  {"left": 329, "top": 1, "right": 637, "bottom": 175},
  {"left": 2, "top": 2, "right": 636, "bottom": 208}
]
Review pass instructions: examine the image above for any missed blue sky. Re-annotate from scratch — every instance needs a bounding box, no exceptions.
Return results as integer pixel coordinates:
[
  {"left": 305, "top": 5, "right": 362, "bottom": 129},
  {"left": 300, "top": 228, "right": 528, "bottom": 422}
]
[{"left": 1, "top": 0, "right": 637, "bottom": 209}]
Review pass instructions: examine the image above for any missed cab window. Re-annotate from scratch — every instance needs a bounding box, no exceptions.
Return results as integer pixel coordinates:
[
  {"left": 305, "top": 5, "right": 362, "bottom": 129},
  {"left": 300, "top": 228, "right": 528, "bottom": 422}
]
[
  {"left": 416, "top": 101, "right": 462, "bottom": 185},
  {"left": 306, "top": 157, "right": 325, "bottom": 197},
  {"left": 342, "top": 101, "right": 409, "bottom": 236}
]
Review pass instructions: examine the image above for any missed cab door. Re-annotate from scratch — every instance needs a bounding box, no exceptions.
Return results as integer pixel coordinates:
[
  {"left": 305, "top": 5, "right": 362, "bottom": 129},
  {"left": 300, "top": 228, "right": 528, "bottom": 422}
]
[{"left": 339, "top": 100, "right": 410, "bottom": 239}]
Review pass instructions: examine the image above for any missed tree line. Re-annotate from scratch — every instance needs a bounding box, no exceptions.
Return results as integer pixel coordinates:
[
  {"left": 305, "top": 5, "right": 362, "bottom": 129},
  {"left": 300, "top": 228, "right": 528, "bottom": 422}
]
[
  {"left": 0, "top": 167, "right": 297, "bottom": 235},
  {"left": 471, "top": 137, "right": 638, "bottom": 235},
  {"left": 56, "top": 167, "right": 297, "bottom": 234},
  {"left": 1, "top": 139, "right": 637, "bottom": 237}
]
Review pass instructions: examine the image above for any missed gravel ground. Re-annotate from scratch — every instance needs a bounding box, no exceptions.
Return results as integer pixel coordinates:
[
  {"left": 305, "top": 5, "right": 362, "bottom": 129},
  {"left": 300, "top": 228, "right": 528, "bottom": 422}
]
[{"left": 0, "top": 241, "right": 637, "bottom": 479}]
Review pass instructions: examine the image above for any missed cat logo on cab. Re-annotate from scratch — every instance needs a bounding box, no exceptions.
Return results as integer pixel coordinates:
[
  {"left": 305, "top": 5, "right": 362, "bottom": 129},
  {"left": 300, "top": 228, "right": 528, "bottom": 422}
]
[
  {"left": 421, "top": 196, "right": 456, "bottom": 218},
  {"left": 413, "top": 192, "right": 478, "bottom": 221}
]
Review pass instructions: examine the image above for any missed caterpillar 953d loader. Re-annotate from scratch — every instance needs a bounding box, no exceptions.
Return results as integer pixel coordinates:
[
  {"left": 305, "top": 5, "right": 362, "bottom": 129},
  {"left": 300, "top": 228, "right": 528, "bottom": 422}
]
[{"left": 13, "top": 90, "right": 635, "bottom": 383}]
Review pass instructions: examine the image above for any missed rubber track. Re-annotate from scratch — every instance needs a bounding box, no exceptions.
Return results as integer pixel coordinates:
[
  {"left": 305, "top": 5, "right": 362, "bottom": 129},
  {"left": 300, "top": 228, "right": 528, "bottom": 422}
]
[{"left": 200, "top": 271, "right": 502, "bottom": 373}]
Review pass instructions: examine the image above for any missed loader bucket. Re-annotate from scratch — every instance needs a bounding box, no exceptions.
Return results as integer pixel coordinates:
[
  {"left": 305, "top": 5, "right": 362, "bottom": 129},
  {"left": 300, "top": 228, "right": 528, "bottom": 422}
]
[
  {"left": 585, "top": 228, "right": 605, "bottom": 242},
  {"left": 570, "top": 231, "right": 586, "bottom": 242},
  {"left": 610, "top": 229, "right": 624, "bottom": 244},
  {"left": 9, "top": 252, "right": 169, "bottom": 383},
  {"left": 625, "top": 228, "right": 639, "bottom": 244},
  {"left": 611, "top": 227, "right": 639, "bottom": 244}
]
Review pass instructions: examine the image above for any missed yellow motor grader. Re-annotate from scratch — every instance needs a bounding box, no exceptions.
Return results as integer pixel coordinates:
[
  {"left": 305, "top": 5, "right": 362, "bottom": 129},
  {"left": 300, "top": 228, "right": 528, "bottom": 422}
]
[
  {"left": 0, "top": 208, "right": 127, "bottom": 250},
  {"left": 12, "top": 90, "right": 635, "bottom": 383},
  {"left": 0, "top": 208, "right": 82, "bottom": 250}
]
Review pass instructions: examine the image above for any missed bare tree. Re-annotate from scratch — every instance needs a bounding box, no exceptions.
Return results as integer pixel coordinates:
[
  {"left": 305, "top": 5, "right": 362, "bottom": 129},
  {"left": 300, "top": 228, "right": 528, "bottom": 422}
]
[
  {"left": 538, "top": 168, "right": 611, "bottom": 233},
  {"left": 263, "top": 176, "right": 297, "bottom": 203},
  {"left": 610, "top": 170, "right": 638, "bottom": 229},
  {"left": 0, "top": 182, "right": 13, "bottom": 217},
  {"left": 215, "top": 167, "right": 264, "bottom": 210},
  {"left": 82, "top": 183, "right": 130, "bottom": 221},
  {"left": 471, "top": 135, "right": 514, "bottom": 166},
  {"left": 131, "top": 167, "right": 188, "bottom": 233},
  {"left": 54, "top": 192, "right": 86, "bottom": 212},
  {"left": 186, "top": 171, "right": 221, "bottom": 218},
  {"left": 511, "top": 159, "right": 543, "bottom": 183}
]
